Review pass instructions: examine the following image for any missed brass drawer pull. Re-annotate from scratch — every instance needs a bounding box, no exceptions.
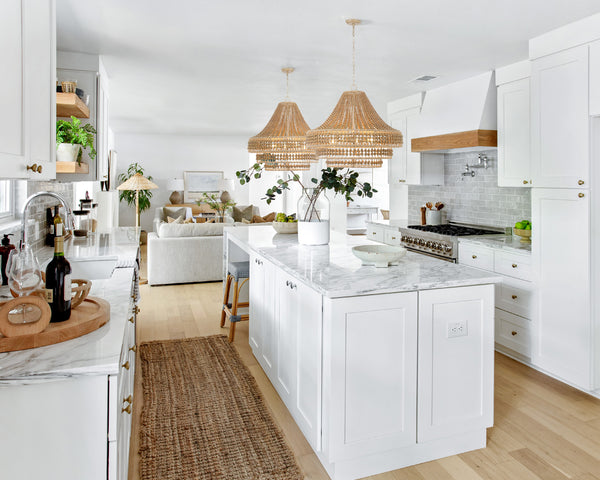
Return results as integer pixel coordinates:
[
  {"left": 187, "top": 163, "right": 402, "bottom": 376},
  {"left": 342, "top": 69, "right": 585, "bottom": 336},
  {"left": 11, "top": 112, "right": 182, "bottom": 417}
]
[
  {"left": 511, "top": 331, "right": 517, "bottom": 336},
  {"left": 129, "top": 345, "right": 137, "bottom": 353},
  {"left": 398, "top": 179, "right": 406, "bottom": 183},
  {"left": 511, "top": 294, "right": 518, "bottom": 300},
  {"left": 579, "top": 193, "right": 585, "bottom": 198},
  {"left": 134, "top": 306, "right": 140, "bottom": 314},
  {"left": 512, "top": 264, "right": 517, "bottom": 268},
  {"left": 391, "top": 236, "right": 396, "bottom": 240},
  {"left": 578, "top": 180, "right": 585, "bottom": 185},
  {"left": 472, "top": 255, "right": 477, "bottom": 259},
  {"left": 128, "top": 316, "right": 134, "bottom": 323},
  {"left": 122, "top": 361, "right": 130, "bottom": 370},
  {"left": 27, "top": 164, "right": 42, "bottom": 174},
  {"left": 123, "top": 395, "right": 133, "bottom": 404},
  {"left": 122, "top": 404, "right": 131, "bottom": 414}
]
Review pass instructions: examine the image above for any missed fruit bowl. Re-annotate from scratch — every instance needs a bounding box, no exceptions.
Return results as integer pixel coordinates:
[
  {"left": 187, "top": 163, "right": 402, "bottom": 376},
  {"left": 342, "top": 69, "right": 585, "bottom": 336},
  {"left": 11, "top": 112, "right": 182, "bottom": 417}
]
[
  {"left": 513, "top": 227, "right": 531, "bottom": 243},
  {"left": 272, "top": 222, "right": 298, "bottom": 234},
  {"left": 352, "top": 245, "right": 407, "bottom": 268}
]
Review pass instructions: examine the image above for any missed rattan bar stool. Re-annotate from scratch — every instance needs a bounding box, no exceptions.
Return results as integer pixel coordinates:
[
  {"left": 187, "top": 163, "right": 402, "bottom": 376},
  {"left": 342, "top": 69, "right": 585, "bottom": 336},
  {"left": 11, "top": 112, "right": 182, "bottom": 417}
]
[{"left": 220, "top": 261, "right": 250, "bottom": 342}]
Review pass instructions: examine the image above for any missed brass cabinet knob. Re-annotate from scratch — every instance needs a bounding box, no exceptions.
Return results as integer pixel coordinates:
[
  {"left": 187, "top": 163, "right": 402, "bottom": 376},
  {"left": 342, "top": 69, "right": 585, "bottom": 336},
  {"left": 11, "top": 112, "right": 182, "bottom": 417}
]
[
  {"left": 128, "top": 316, "right": 134, "bottom": 324},
  {"left": 129, "top": 345, "right": 137, "bottom": 353},
  {"left": 578, "top": 180, "right": 585, "bottom": 185},
  {"left": 511, "top": 294, "right": 518, "bottom": 300},
  {"left": 122, "top": 404, "right": 132, "bottom": 414},
  {"left": 511, "top": 331, "right": 517, "bottom": 336},
  {"left": 27, "top": 164, "right": 42, "bottom": 173},
  {"left": 472, "top": 255, "right": 477, "bottom": 259},
  {"left": 391, "top": 236, "right": 396, "bottom": 240},
  {"left": 512, "top": 264, "right": 518, "bottom": 268},
  {"left": 579, "top": 193, "right": 585, "bottom": 198},
  {"left": 523, "top": 180, "right": 529, "bottom": 184},
  {"left": 134, "top": 306, "right": 140, "bottom": 314},
  {"left": 123, "top": 395, "right": 133, "bottom": 404},
  {"left": 122, "top": 361, "right": 130, "bottom": 370}
]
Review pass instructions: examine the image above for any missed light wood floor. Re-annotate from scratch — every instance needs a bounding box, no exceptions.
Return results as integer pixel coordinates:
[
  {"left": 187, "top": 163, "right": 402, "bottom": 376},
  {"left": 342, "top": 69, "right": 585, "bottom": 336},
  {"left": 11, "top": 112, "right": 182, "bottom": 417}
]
[{"left": 130, "top": 250, "right": 600, "bottom": 480}]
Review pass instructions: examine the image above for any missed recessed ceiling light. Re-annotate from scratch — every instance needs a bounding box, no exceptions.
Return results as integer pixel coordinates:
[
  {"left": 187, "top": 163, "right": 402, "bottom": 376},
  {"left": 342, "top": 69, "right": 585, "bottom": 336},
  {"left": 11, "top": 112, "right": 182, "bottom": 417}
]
[{"left": 413, "top": 75, "right": 437, "bottom": 82}]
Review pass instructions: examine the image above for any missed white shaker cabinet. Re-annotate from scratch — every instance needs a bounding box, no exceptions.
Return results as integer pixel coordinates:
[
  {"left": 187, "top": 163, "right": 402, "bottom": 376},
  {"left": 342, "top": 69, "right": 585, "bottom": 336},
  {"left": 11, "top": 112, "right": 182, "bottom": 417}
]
[
  {"left": 497, "top": 78, "right": 531, "bottom": 187},
  {"left": 532, "top": 188, "right": 591, "bottom": 390},
  {"left": 589, "top": 40, "right": 600, "bottom": 116},
  {"left": 531, "top": 45, "right": 589, "bottom": 188},
  {"left": 0, "top": 0, "right": 56, "bottom": 180},
  {"left": 324, "top": 292, "right": 418, "bottom": 461},
  {"left": 389, "top": 107, "right": 420, "bottom": 185}
]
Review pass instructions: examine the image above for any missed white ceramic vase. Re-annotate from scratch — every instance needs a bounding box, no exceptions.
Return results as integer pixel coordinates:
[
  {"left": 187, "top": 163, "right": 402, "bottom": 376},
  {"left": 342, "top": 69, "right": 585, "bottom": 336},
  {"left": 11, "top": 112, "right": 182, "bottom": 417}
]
[
  {"left": 56, "top": 143, "right": 80, "bottom": 162},
  {"left": 297, "top": 188, "right": 330, "bottom": 245},
  {"left": 298, "top": 220, "right": 330, "bottom": 245}
]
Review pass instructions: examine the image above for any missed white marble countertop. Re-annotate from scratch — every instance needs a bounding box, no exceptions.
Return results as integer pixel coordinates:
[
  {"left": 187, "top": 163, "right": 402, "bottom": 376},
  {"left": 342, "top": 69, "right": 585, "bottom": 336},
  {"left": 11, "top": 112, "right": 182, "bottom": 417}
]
[
  {"left": 0, "top": 228, "right": 139, "bottom": 384},
  {"left": 225, "top": 225, "right": 501, "bottom": 298},
  {"left": 366, "top": 219, "right": 409, "bottom": 229},
  {"left": 458, "top": 235, "right": 531, "bottom": 254}
]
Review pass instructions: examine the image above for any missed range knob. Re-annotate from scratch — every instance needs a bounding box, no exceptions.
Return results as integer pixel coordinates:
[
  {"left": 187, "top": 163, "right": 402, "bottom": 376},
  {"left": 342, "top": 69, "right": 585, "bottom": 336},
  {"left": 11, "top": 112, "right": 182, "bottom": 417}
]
[
  {"left": 419, "top": 239, "right": 426, "bottom": 246},
  {"left": 444, "top": 245, "right": 452, "bottom": 253},
  {"left": 432, "top": 242, "right": 440, "bottom": 250}
]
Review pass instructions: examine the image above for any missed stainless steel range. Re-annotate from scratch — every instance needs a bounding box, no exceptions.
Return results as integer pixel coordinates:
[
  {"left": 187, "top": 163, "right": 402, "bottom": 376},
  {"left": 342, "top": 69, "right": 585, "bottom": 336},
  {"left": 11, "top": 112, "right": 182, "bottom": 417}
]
[{"left": 398, "top": 223, "right": 506, "bottom": 262}]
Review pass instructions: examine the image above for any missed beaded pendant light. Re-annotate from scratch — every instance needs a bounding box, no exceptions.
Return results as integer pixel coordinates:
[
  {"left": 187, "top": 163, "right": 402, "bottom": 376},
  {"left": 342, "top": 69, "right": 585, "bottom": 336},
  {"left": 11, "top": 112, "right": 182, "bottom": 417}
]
[
  {"left": 248, "top": 67, "right": 314, "bottom": 171},
  {"left": 306, "top": 19, "right": 403, "bottom": 168}
]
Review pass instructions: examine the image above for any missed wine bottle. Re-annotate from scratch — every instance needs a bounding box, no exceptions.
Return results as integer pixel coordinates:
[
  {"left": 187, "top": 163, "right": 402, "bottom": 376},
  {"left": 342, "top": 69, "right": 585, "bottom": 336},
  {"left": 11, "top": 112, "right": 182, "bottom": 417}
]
[
  {"left": 53, "top": 206, "right": 64, "bottom": 237},
  {"left": 45, "top": 236, "right": 72, "bottom": 322},
  {"left": 45, "top": 207, "right": 55, "bottom": 246}
]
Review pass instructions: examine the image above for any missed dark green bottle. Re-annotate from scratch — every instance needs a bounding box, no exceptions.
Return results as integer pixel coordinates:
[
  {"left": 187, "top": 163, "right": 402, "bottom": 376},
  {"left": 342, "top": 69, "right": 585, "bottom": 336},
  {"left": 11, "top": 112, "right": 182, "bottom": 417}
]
[{"left": 45, "top": 236, "right": 72, "bottom": 322}]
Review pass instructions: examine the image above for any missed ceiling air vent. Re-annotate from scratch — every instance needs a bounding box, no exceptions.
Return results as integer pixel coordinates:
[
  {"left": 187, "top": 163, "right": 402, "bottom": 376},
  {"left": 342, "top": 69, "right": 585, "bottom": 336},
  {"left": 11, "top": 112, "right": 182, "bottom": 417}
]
[{"left": 414, "top": 75, "right": 437, "bottom": 82}]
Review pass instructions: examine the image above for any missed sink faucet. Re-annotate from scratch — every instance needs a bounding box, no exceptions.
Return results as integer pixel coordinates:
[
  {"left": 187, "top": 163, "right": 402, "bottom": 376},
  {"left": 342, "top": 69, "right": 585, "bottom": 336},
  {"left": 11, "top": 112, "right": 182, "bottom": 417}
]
[{"left": 20, "top": 192, "right": 73, "bottom": 247}]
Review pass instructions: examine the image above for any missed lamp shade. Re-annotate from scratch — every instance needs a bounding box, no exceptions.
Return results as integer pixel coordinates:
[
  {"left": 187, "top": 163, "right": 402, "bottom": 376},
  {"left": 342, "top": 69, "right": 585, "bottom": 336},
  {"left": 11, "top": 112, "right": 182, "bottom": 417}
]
[
  {"left": 167, "top": 178, "right": 184, "bottom": 191},
  {"left": 117, "top": 173, "right": 159, "bottom": 191},
  {"left": 218, "top": 178, "right": 234, "bottom": 192}
]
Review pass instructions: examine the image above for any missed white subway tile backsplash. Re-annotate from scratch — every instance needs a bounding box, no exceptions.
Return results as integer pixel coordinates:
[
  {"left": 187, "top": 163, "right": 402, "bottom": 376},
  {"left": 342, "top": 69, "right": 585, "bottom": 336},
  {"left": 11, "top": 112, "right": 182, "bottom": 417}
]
[{"left": 408, "top": 152, "right": 531, "bottom": 228}]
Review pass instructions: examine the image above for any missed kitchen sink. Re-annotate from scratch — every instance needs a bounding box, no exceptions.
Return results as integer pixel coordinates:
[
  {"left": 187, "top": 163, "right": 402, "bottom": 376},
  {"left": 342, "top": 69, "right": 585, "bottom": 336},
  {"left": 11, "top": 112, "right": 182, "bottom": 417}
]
[{"left": 42, "top": 256, "right": 118, "bottom": 280}]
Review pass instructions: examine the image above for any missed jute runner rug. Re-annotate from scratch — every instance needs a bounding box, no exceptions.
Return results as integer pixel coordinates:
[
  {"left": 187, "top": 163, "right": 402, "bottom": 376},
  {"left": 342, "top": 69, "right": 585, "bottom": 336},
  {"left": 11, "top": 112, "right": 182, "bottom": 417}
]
[{"left": 138, "top": 335, "right": 304, "bottom": 480}]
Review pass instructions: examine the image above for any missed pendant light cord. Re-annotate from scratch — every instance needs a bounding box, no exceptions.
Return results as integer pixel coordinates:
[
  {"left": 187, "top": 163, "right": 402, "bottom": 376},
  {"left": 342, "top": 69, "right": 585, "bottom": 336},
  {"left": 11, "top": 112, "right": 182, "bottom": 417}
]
[
  {"left": 352, "top": 23, "right": 357, "bottom": 90},
  {"left": 286, "top": 70, "right": 290, "bottom": 99}
]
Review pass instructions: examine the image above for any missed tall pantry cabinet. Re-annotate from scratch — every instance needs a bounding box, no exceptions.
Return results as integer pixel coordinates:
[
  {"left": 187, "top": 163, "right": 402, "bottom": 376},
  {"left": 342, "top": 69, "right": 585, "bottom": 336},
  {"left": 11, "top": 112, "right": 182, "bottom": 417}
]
[{"left": 530, "top": 35, "right": 599, "bottom": 392}]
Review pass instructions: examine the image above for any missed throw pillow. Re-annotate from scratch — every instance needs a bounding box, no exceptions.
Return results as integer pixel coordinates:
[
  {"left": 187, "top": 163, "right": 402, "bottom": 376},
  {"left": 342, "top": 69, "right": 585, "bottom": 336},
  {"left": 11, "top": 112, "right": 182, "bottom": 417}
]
[
  {"left": 262, "top": 212, "right": 276, "bottom": 222},
  {"left": 163, "top": 207, "right": 187, "bottom": 221},
  {"left": 241, "top": 218, "right": 251, "bottom": 224},
  {"left": 183, "top": 218, "right": 195, "bottom": 224},
  {"left": 252, "top": 215, "right": 266, "bottom": 223},
  {"left": 167, "top": 215, "right": 183, "bottom": 224},
  {"left": 232, "top": 205, "right": 254, "bottom": 222}
]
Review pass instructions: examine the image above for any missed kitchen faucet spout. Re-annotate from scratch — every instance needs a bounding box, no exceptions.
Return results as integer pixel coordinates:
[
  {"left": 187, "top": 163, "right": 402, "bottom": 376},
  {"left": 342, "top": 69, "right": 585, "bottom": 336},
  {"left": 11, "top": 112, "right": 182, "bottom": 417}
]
[{"left": 20, "top": 192, "right": 73, "bottom": 248}]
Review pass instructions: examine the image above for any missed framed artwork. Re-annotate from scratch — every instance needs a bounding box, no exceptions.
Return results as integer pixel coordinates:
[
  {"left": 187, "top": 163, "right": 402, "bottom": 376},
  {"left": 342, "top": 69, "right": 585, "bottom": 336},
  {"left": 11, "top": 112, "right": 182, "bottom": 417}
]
[{"left": 183, "top": 171, "right": 224, "bottom": 202}]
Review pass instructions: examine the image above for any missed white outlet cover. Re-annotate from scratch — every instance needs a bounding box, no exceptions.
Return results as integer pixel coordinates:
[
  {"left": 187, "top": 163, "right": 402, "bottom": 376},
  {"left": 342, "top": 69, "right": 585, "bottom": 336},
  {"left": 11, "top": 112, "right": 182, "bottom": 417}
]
[{"left": 447, "top": 320, "right": 468, "bottom": 338}]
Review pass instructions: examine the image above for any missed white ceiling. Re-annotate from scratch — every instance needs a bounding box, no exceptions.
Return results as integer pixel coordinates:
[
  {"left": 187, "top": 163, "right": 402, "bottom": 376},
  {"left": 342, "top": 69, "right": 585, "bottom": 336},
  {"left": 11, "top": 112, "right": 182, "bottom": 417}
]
[{"left": 57, "top": 0, "right": 600, "bottom": 136}]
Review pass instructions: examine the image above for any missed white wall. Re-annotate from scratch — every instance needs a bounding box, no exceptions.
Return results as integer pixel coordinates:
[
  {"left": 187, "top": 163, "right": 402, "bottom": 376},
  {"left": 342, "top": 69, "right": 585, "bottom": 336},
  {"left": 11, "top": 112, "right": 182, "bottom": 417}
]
[{"left": 114, "top": 134, "right": 251, "bottom": 230}]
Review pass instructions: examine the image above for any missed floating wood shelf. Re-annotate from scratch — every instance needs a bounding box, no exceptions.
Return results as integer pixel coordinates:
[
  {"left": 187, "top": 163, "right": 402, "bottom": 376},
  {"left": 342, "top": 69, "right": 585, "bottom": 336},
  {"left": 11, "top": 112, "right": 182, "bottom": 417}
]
[
  {"left": 56, "top": 92, "right": 90, "bottom": 118},
  {"left": 56, "top": 161, "right": 89, "bottom": 174},
  {"left": 411, "top": 130, "right": 497, "bottom": 152}
]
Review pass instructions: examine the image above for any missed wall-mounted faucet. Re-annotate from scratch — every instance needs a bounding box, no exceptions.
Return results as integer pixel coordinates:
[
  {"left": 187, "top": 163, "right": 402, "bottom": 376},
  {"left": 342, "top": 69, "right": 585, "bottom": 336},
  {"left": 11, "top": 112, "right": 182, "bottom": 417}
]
[
  {"left": 20, "top": 192, "right": 73, "bottom": 248},
  {"left": 462, "top": 164, "right": 475, "bottom": 177},
  {"left": 462, "top": 153, "right": 492, "bottom": 178}
]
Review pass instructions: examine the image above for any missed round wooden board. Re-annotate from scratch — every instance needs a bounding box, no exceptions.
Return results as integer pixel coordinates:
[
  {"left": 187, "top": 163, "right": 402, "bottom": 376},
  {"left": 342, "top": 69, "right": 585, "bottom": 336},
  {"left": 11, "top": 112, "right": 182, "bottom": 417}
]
[{"left": 0, "top": 297, "right": 110, "bottom": 353}]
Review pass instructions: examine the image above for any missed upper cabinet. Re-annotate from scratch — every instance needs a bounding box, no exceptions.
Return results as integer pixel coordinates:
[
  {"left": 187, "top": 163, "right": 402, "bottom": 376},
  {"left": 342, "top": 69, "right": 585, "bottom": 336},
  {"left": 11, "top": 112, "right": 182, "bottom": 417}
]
[
  {"left": 531, "top": 45, "right": 589, "bottom": 188},
  {"left": 590, "top": 40, "right": 600, "bottom": 117},
  {"left": 0, "top": 0, "right": 56, "bottom": 180},
  {"left": 496, "top": 61, "right": 531, "bottom": 187}
]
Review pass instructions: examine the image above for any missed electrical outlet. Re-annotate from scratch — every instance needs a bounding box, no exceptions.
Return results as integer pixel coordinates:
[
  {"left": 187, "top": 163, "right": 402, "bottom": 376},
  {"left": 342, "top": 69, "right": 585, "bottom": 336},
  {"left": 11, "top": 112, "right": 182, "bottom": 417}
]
[{"left": 447, "top": 320, "right": 468, "bottom": 338}]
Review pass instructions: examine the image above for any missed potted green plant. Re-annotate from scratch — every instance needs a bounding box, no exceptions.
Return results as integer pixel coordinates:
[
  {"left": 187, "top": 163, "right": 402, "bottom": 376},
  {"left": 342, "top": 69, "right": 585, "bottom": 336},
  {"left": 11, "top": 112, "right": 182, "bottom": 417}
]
[
  {"left": 197, "top": 192, "right": 236, "bottom": 222},
  {"left": 118, "top": 163, "right": 155, "bottom": 242},
  {"left": 56, "top": 116, "right": 97, "bottom": 165},
  {"left": 237, "top": 163, "right": 375, "bottom": 245}
]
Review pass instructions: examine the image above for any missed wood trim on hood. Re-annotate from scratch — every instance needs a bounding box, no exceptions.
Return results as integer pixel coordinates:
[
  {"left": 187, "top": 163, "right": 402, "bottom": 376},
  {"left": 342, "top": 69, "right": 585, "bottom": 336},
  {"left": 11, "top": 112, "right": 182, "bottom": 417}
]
[{"left": 411, "top": 130, "right": 497, "bottom": 152}]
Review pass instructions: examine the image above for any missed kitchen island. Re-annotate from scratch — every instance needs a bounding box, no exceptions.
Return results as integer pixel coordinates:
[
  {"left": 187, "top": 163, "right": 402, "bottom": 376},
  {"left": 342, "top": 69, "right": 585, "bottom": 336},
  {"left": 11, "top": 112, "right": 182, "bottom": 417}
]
[
  {"left": 224, "top": 225, "right": 501, "bottom": 480},
  {"left": 0, "top": 228, "right": 140, "bottom": 480}
]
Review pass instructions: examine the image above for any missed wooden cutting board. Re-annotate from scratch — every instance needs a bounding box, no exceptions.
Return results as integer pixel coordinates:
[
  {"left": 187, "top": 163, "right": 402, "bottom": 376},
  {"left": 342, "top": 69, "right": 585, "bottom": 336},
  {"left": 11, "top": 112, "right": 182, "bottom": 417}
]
[{"left": 0, "top": 297, "right": 110, "bottom": 353}]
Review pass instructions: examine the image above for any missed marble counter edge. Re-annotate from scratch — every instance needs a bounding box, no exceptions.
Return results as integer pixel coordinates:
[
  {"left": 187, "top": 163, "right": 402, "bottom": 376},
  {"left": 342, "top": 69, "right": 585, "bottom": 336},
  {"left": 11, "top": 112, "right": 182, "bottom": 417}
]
[{"left": 458, "top": 236, "right": 532, "bottom": 254}]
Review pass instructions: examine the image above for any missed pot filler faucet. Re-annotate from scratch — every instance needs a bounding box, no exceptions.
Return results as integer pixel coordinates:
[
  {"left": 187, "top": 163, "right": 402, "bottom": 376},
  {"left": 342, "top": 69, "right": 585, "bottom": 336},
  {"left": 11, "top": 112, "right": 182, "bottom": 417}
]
[
  {"left": 462, "top": 153, "right": 491, "bottom": 178},
  {"left": 20, "top": 191, "right": 74, "bottom": 248}
]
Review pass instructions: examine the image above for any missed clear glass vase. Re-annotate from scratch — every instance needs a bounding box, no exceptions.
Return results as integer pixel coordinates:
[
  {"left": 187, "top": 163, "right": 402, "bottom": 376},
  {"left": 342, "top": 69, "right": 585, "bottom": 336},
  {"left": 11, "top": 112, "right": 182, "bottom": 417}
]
[{"left": 297, "top": 188, "right": 330, "bottom": 245}]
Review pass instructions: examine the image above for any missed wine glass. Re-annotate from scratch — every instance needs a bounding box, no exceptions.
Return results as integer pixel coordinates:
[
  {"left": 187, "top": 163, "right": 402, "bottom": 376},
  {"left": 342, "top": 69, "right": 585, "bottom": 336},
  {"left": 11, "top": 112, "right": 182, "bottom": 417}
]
[{"left": 7, "top": 245, "right": 43, "bottom": 323}]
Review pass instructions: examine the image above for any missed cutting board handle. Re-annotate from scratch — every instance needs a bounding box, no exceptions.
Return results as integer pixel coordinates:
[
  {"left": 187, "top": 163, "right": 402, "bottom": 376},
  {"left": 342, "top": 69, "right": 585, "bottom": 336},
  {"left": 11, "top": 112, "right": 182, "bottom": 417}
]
[{"left": 0, "top": 296, "right": 51, "bottom": 337}]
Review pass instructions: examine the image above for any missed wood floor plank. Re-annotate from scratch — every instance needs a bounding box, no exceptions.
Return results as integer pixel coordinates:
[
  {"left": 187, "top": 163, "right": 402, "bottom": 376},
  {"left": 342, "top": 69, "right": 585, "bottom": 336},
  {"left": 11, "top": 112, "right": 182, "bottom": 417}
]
[{"left": 129, "top": 254, "right": 600, "bottom": 480}]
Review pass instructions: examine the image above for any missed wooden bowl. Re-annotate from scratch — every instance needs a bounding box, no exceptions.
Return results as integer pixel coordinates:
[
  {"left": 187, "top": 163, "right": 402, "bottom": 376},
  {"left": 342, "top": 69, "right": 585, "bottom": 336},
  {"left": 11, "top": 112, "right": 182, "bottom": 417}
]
[
  {"left": 272, "top": 222, "right": 298, "bottom": 234},
  {"left": 513, "top": 227, "right": 532, "bottom": 243},
  {"left": 71, "top": 279, "right": 92, "bottom": 309}
]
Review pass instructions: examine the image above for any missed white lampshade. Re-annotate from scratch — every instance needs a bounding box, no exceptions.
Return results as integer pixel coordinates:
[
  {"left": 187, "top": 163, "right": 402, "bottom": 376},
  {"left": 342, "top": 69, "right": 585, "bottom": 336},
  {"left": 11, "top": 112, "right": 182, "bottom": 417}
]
[
  {"left": 167, "top": 178, "right": 184, "bottom": 191},
  {"left": 218, "top": 178, "right": 234, "bottom": 192}
]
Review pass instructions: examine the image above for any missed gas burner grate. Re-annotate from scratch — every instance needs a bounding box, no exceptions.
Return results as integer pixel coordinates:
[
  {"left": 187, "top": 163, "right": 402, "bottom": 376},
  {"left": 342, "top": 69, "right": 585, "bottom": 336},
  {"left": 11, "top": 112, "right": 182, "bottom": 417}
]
[{"left": 408, "top": 225, "right": 502, "bottom": 236}]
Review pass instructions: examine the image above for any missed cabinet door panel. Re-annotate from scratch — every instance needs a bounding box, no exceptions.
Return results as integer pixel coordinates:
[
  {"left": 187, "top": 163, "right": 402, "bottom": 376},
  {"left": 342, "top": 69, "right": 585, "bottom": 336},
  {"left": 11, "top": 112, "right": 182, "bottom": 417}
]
[
  {"left": 275, "top": 272, "right": 296, "bottom": 404},
  {"left": 260, "top": 260, "right": 275, "bottom": 373},
  {"left": 497, "top": 78, "right": 531, "bottom": 187},
  {"left": 531, "top": 46, "right": 589, "bottom": 188},
  {"left": 418, "top": 285, "right": 494, "bottom": 443},
  {"left": 248, "top": 254, "right": 263, "bottom": 353},
  {"left": 326, "top": 292, "right": 417, "bottom": 461},
  {"left": 532, "top": 188, "right": 591, "bottom": 389}
]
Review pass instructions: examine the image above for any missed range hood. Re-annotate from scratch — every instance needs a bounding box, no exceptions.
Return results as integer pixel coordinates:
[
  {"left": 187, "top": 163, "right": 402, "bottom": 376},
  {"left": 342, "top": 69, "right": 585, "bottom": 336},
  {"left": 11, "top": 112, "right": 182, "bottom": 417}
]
[{"left": 411, "top": 71, "right": 497, "bottom": 153}]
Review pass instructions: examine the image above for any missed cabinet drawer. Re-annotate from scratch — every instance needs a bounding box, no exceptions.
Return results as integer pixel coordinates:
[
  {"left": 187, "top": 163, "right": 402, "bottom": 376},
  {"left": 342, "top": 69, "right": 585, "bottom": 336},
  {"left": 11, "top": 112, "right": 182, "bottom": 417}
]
[
  {"left": 108, "top": 375, "right": 117, "bottom": 442},
  {"left": 494, "top": 250, "right": 532, "bottom": 281},
  {"left": 458, "top": 244, "right": 494, "bottom": 271},
  {"left": 495, "top": 276, "right": 535, "bottom": 319},
  {"left": 495, "top": 308, "right": 531, "bottom": 357},
  {"left": 367, "top": 225, "right": 384, "bottom": 243},
  {"left": 384, "top": 229, "right": 402, "bottom": 246},
  {"left": 108, "top": 441, "right": 117, "bottom": 480}
]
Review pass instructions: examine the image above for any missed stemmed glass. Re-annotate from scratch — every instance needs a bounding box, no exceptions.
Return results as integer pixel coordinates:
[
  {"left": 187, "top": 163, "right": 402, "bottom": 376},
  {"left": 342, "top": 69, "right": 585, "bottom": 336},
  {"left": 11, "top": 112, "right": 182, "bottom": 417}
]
[{"left": 6, "top": 245, "right": 43, "bottom": 323}]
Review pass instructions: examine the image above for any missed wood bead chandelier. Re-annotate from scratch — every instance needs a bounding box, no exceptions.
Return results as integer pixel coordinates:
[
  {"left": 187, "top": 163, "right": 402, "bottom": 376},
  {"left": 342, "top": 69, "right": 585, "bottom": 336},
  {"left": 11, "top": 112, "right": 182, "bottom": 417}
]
[
  {"left": 306, "top": 19, "right": 403, "bottom": 169},
  {"left": 248, "top": 67, "right": 315, "bottom": 171}
]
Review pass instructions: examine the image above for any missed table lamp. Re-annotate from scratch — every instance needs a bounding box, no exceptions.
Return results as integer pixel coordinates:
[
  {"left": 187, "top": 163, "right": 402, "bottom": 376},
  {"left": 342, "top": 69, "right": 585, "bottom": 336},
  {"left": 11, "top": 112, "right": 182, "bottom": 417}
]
[
  {"left": 117, "top": 173, "right": 159, "bottom": 229},
  {"left": 167, "top": 178, "right": 184, "bottom": 204}
]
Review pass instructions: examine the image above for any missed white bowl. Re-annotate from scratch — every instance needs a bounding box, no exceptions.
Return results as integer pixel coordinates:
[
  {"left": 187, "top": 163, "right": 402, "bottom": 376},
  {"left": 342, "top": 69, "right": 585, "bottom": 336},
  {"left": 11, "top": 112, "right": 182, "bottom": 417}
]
[
  {"left": 352, "top": 245, "right": 407, "bottom": 268},
  {"left": 272, "top": 222, "right": 298, "bottom": 234}
]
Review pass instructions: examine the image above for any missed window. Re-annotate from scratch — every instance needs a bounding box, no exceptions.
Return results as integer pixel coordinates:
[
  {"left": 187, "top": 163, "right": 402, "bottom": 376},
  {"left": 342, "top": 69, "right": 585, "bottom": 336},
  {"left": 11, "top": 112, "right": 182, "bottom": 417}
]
[{"left": 0, "top": 180, "right": 14, "bottom": 221}]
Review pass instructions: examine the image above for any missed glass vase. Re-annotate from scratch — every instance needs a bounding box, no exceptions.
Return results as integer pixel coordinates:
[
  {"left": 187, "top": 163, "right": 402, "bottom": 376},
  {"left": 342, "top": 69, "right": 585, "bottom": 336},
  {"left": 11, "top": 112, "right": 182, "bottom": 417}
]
[{"left": 297, "top": 188, "right": 330, "bottom": 245}]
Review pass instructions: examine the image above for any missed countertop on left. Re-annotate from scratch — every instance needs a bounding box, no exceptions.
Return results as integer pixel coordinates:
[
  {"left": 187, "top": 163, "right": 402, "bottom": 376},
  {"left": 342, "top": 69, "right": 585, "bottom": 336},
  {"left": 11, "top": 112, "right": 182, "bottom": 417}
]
[{"left": 0, "top": 228, "right": 139, "bottom": 384}]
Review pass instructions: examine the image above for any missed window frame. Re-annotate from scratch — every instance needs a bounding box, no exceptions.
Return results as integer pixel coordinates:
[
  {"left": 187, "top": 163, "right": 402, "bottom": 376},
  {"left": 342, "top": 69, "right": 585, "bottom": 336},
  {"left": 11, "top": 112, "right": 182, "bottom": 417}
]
[{"left": 0, "top": 180, "right": 16, "bottom": 222}]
